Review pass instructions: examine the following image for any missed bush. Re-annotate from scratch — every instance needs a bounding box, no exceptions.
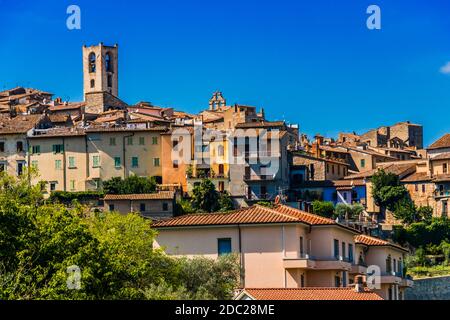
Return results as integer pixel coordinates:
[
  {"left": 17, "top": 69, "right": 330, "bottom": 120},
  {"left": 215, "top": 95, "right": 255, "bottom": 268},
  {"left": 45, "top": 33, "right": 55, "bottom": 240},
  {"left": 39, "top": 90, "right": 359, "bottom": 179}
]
[
  {"left": 48, "top": 191, "right": 103, "bottom": 204},
  {"left": 312, "top": 201, "right": 335, "bottom": 218}
]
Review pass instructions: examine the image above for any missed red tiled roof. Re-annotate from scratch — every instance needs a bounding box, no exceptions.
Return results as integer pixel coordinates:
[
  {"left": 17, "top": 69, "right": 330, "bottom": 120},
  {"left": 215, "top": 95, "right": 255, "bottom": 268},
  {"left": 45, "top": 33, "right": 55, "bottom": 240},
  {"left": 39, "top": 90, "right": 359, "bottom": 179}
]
[
  {"left": 428, "top": 134, "right": 450, "bottom": 150},
  {"left": 103, "top": 191, "right": 174, "bottom": 200},
  {"left": 354, "top": 235, "right": 408, "bottom": 252},
  {"left": 239, "top": 288, "right": 383, "bottom": 300},
  {"left": 401, "top": 172, "right": 432, "bottom": 183},
  {"left": 431, "top": 152, "right": 450, "bottom": 160},
  {"left": 153, "top": 204, "right": 357, "bottom": 230}
]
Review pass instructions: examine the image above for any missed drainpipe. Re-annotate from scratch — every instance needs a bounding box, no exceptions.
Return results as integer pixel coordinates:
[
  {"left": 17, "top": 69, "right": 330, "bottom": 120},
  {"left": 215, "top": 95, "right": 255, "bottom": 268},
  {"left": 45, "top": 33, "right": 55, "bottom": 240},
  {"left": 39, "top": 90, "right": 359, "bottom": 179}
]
[
  {"left": 238, "top": 225, "right": 245, "bottom": 288},
  {"left": 123, "top": 133, "right": 134, "bottom": 178},
  {"left": 84, "top": 135, "right": 90, "bottom": 184},
  {"left": 62, "top": 137, "right": 66, "bottom": 191}
]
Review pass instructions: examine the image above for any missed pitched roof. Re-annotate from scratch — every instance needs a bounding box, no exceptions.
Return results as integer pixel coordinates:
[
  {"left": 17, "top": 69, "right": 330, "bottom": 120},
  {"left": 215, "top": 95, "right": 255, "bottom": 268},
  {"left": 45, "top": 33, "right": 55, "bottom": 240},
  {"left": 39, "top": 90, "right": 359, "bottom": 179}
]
[
  {"left": 103, "top": 191, "right": 175, "bottom": 201},
  {"left": 354, "top": 234, "right": 408, "bottom": 252},
  {"left": 237, "top": 288, "right": 383, "bottom": 300},
  {"left": 48, "top": 102, "right": 84, "bottom": 112},
  {"left": 153, "top": 204, "right": 358, "bottom": 231},
  {"left": 0, "top": 114, "right": 44, "bottom": 134},
  {"left": 401, "top": 172, "right": 432, "bottom": 183},
  {"left": 428, "top": 134, "right": 450, "bottom": 150},
  {"left": 431, "top": 152, "right": 450, "bottom": 161},
  {"left": 344, "top": 162, "right": 416, "bottom": 180}
]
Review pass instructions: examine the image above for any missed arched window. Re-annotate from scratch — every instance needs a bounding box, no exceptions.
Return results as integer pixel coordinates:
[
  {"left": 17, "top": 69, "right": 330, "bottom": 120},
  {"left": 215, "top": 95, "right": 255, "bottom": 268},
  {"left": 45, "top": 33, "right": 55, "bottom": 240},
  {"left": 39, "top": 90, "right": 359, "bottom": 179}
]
[
  {"left": 105, "top": 52, "right": 113, "bottom": 72},
  {"left": 89, "top": 52, "right": 96, "bottom": 73},
  {"left": 90, "top": 79, "right": 95, "bottom": 88}
]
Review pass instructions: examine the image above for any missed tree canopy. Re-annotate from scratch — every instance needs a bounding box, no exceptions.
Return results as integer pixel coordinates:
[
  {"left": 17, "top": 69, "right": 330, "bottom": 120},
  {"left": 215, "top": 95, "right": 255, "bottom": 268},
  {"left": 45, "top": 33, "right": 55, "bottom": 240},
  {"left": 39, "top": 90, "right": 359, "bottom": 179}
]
[{"left": 102, "top": 175, "right": 157, "bottom": 194}]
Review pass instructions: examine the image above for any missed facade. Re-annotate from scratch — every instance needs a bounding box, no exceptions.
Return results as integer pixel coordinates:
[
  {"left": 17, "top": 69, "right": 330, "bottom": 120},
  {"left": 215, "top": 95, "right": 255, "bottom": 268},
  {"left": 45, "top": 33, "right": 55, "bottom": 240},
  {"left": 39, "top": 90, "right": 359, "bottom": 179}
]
[
  {"left": 103, "top": 191, "right": 176, "bottom": 219},
  {"left": 153, "top": 204, "right": 412, "bottom": 299}
]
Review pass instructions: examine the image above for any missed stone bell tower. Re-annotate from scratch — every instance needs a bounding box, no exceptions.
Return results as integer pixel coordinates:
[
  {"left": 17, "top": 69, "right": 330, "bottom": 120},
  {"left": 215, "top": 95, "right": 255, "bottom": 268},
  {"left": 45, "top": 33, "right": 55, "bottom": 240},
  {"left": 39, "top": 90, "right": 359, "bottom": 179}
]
[{"left": 82, "top": 43, "right": 119, "bottom": 99}]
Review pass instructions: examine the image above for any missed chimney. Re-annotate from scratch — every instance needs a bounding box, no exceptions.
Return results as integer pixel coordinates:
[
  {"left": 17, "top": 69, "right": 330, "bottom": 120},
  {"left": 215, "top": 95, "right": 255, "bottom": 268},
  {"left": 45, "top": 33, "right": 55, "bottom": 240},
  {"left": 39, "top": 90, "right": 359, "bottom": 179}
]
[{"left": 354, "top": 275, "right": 365, "bottom": 293}]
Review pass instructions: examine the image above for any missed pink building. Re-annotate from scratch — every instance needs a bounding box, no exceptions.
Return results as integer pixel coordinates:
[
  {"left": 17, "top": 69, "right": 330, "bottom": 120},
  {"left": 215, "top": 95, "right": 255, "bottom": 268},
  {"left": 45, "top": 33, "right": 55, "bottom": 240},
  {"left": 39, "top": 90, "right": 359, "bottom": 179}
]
[{"left": 153, "top": 204, "right": 412, "bottom": 300}]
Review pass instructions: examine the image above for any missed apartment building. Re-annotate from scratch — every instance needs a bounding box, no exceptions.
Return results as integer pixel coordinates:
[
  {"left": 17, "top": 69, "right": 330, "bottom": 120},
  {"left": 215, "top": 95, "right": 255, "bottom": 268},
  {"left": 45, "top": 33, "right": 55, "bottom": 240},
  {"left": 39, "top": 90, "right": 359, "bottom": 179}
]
[
  {"left": 27, "top": 126, "right": 166, "bottom": 193},
  {"left": 153, "top": 204, "right": 412, "bottom": 299}
]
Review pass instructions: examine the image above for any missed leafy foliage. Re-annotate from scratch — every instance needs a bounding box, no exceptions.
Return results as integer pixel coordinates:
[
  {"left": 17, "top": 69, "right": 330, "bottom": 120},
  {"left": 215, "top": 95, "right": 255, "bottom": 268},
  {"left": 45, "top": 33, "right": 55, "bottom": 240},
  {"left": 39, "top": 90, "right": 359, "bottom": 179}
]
[
  {"left": 102, "top": 175, "right": 157, "bottom": 194},
  {"left": 0, "top": 173, "right": 239, "bottom": 300},
  {"left": 48, "top": 191, "right": 104, "bottom": 205},
  {"left": 312, "top": 201, "right": 335, "bottom": 218}
]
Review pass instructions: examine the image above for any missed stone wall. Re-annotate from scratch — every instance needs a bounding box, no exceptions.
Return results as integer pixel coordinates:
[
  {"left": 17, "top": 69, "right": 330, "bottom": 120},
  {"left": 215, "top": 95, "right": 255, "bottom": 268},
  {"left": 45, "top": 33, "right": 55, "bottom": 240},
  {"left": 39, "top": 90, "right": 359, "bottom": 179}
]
[{"left": 405, "top": 275, "right": 450, "bottom": 300}]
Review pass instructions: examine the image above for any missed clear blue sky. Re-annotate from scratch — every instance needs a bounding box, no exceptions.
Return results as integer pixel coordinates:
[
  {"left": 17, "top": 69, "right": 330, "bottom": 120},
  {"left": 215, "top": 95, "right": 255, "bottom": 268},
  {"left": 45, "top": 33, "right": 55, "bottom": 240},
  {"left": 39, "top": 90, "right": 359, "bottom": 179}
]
[{"left": 1, "top": 0, "right": 450, "bottom": 146}]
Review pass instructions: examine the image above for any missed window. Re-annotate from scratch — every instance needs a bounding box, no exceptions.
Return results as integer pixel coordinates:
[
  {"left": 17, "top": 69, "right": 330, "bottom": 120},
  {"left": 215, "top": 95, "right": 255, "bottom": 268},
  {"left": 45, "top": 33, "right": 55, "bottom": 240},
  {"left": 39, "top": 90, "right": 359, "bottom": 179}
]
[
  {"left": 31, "top": 160, "right": 38, "bottom": 169},
  {"left": 334, "top": 275, "right": 341, "bottom": 287},
  {"left": 334, "top": 239, "right": 339, "bottom": 259},
  {"left": 300, "top": 237, "right": 304, "bottom": 256},
  {"left": 342, "top": 271, "right": 347, "bottom": 287},
  {"left": 360, "top": 159, "right": 365, "bottom": 168},
  {"left": 50, "top": 182, "right": 57, "bottom": 191},
  {"left": 89, "top": 52, "right": 96, "bottom": 73},
  {"left": 331, "top": 165, "right": 335, "bottom": 175},
  {"left": 31, "top": 145, "right": 41, "bottom": 154},
  {"left": 70, "top": 180, "right": 75, "bottom": 191},
  {"left": 153, "top": 158, "right": 160, "bottom": 167},
  {"left": 348, "top": 244, "right": 354, "bottom": 263},
  {"left": 422, "top": 184, "right": 426, "bottom": 193},
  {"left": 55, "top": 160, "right": 62, "bottom": 170},
  {"left": 17, "top": 141, "right": 23, "bottom": 152},
  {"left": 218, "top": 181, "right": 224, "bottom": 192},
  {"left": 342, "top": 242, "right": 346, "bottom": 261},
  {"left": 300, "top": 274, "right": 305, "bottom": 288},
  {"left": 0, "top": 142, "right": 4, "bottom": 152},
  {"left": 218, "top": 145, "right": 224, "bottom": 157},
  {"left": 388, "top": 287, "right": 393, "bottom": 300},
  {"left": 415, "top": 184, "right": 419, "bottom": 192},
  {"left": 162, "top": 202, "right": 168, "bottom": 211},
  {"left": 218, "top": 238, "right": 232, "bottom": 256},
  {"left": 173, "top": 160, "right": 179, "bottom": 169},
  {"left": 444, "top": 163, "right": 448, "bottom": 174},
  {"left": 110, "top": 137, "right": 116, "bottom": 146},
  {"left": 105, "top": 52, "right": 113, "bottom": 72},
  {"left": 386, "top": 255, "right": 392, "bottom": 273},
  {"left": 139, "top": 137, "right": 145, "bottom": 145},
  {"left": 52, "top": 144, "right": 64, "bottom": 154},
  {"left": 107, "top": 74, "right": 112, "bottom": 88},
  {"left": 90, "top": 79, "right": 95, "bottom": 88},
  {"left": 140, "top": 203, "right": 146, "bottom": 212},
  {"left": 131, "top": 157, "right": 139, "bottom": 168},
  {"left": 109, "top": 204, "right": 115, "bottom": 211},
  {"left": 114, "top": 157, "right": 121, "bottom": 168},
  {"left": 92, "top": 155, "right": 100, "bottom": 168},
  {"left": 68, "top": 156, "right": 76, "bottom": 168},
  {"left": 152, "top": 137, "right": 158, "bottom": 145},
  {"left": 127, "top": 137, "right": 133, "bottom": 145}
]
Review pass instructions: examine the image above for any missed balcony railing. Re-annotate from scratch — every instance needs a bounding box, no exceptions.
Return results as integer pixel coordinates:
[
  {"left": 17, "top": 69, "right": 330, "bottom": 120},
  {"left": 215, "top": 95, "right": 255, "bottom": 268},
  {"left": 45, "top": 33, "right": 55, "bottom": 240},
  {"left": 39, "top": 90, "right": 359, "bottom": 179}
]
[{"left": 244, "top": 174, "right": 275, "bottom": 181}]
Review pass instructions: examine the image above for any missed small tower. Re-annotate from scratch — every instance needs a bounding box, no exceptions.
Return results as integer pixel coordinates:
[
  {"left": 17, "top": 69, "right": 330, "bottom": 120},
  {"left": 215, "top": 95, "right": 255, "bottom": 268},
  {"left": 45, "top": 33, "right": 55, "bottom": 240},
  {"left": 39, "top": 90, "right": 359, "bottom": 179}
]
[
  {"left": 82, "top": 43, "right": 119, "bottom": 99},
  {"left": 209, "top": 91, "right": 226, "bottom": 110}
]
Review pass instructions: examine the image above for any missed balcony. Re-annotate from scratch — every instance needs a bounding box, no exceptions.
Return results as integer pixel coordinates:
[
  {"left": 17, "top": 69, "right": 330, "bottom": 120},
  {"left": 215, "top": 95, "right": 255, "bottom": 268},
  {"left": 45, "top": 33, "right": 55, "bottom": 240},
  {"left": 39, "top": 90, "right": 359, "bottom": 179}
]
[
  {"left": 380, "top": 271, "right": 403, "bottom": 284},
  {"left": 350, "top": 263, "right": 367, "bottom": 275},
  {"left": 401, "top": 275, "right": 414, "bottom": 288},
  {"left": 434, "top": 190, "right": 450, "bottom": 199},
  {"left": 283, "top": 254, "right": 352, "bottom": 271},
  {"left": 244, "top": 151, "right": 280, "bottom": 158},
  {"left": 244, "top": 174, "right": 275, "bottom": 181}
]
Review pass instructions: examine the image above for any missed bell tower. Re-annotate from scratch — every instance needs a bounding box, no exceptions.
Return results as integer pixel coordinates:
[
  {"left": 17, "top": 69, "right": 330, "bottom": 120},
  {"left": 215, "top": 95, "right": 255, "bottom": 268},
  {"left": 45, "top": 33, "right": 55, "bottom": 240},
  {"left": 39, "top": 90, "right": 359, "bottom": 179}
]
[{"left": 82, "top": 43, "right": 119, "bottom": 99}]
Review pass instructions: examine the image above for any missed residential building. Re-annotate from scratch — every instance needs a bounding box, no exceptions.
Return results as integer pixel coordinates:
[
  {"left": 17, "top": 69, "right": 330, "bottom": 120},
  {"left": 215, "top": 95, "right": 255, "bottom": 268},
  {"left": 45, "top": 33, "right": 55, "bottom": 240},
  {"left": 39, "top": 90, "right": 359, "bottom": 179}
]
[
  {"left": 103, "top": 191, "right": 176, "bottom": 220},
  {"left": 153, "top": 204, "right": 412, "bottom": 299}
]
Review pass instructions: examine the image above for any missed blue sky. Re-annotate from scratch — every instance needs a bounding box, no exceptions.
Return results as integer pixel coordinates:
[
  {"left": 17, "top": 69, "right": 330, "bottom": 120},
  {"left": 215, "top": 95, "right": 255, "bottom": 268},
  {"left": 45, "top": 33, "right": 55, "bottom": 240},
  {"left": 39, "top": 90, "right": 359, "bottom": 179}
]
[{"left": 1, "top": 0, "right": 450, "bottom": 146}]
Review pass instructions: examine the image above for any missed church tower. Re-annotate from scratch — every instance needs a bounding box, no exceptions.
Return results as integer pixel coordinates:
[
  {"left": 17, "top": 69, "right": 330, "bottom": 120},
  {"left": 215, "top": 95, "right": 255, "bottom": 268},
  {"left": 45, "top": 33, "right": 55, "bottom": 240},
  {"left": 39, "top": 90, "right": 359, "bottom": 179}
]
[
  {"left": 82, "top": 43, "right": 119, "bottom": 99},
  {"left": 209, "top": 91, "right": 226, "bottom": 110}
]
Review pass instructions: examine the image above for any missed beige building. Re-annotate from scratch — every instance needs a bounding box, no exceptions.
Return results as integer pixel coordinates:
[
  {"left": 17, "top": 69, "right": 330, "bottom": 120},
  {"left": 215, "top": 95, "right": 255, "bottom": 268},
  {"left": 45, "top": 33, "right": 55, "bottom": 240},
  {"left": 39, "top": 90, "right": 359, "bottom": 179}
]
[
  {"left": 103, "top": 191, "right": 176, "bottom": 220},
  {"left": 27, "top": 126, "right": 166, "bottom": 193}
]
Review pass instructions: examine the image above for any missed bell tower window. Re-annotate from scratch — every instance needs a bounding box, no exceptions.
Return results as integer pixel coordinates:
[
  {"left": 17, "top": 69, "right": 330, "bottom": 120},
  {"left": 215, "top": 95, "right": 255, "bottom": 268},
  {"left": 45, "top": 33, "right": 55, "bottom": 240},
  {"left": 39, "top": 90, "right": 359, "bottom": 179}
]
[
  {"left": 89, "top": 52, "right": 96, "bottom": 73},
  {"left": 105, "top": 52, "right": 113, "bottom": 72},
  {"left": 90, "top": 79, "right": 95, "bottom": 88},
  {"left": 107, "top": 75, "right": 112, "bottom": 88}
]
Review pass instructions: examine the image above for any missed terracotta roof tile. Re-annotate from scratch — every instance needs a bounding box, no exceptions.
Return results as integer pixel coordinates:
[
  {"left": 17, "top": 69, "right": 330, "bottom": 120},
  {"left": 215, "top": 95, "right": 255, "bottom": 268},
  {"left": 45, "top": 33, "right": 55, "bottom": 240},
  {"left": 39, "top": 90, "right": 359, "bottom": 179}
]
[
  {"left": 103, "top": 191, "right": 175, "bottom": 200},
  {"left": 354, "top": 235, "right": 408, "bottom": 252},
  {"left": 153, "top": 204, "right": 357, "bottom": 230},
  {"left": 401, "top": 172, "right": 432, "bottom": 183},
  {"left": 428, "top": 134, "right": 450, "bottom": 150},
  {"left": 240, "top": 288, "right": 383, "bottom": 300}
]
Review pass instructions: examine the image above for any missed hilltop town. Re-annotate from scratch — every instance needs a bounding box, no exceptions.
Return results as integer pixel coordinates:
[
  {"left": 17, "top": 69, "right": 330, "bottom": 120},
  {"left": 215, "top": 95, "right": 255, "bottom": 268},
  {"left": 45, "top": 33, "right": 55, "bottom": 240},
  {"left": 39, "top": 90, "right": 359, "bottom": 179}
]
[{"left": 2, "top": 43, "right": 450, "bottom": 300}]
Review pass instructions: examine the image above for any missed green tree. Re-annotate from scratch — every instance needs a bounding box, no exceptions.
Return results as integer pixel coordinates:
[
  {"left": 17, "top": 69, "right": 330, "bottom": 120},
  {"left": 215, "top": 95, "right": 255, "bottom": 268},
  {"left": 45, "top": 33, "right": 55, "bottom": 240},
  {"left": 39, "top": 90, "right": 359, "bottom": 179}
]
[
  {"left": 371, "top": 169, "right": 409, "bottom": 211},
  {"left": 103, "top": 175, "right": 157, "bottom": 194},
  {"left": 191, "top": 179, "right": 220, "bottom": 212},
  {"left": 312, "top": 201, "right": 335, "bottom": 218},
  {"left": 218, "top": 191, "right": 234, "bottom": 212}
]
